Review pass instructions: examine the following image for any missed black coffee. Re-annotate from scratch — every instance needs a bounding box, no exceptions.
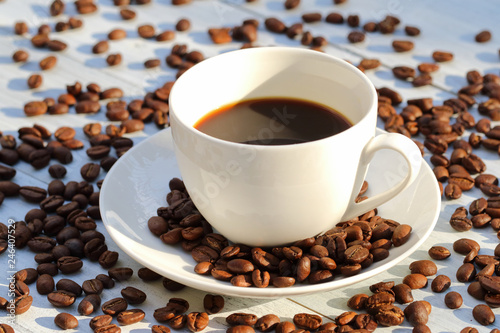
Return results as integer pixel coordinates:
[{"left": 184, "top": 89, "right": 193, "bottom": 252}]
[{"left": 194, "top": 97, "right": 352, "bottom": 145}]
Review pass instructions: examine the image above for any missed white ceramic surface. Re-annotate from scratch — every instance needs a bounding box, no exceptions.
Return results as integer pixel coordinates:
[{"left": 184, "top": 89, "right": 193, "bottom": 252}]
[
  {"left": 100, "top": 128, "right": 440, "bottom": 299},
  {"left": 169, "top": 47, "right": 422, "bottom": 247}
]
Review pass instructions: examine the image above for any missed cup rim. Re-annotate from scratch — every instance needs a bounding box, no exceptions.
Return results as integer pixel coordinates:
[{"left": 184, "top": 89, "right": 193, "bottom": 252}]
[{"left": 169, "top": 46, "right": 378, "bottom": 149}]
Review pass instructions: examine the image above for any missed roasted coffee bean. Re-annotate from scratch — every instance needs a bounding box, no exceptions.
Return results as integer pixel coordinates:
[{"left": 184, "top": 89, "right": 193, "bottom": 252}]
[
  {"left": 94, "top": 324, "right": 121, "bottom": 333},
  {"left": 275, "top": 321, "right": 295, "bottom": 333},
  {"left": 403, "top": 274, "right": 427, "bottom": 289},
  {"left": 374, "top": 304, "right": 404, "bottom": 326},
  {"left": 293, "top": 313, "right": 322, "bottom": 330},
  {"left": 48, "top": 290, "right": 76, "bottom": 307},
  {"left": 37, "top": 262, "right": 59, "bottom": 276},
  {"left": 57, "top": 256, "right": 83, "bottom": 274},
  {"left": 428, "top": 245, "right": 451, "bottom": 260},
  {"left": 404, "top": 301, "right": 428, "bottom": 326},
  {"left": 347, "top": 293, "right": 369, "bottom": 310},
  {"left": 94, "top": 274, "right": 114, "bottom": 289},
  {"left": 107, "top": 267, "right": 133, "bottom": 281},
  {"left": 19, "top": 185, "right": 47, "bottom": 203},
  {"left": 56, "top": 279, "right": 82, "bottom": 296},
  {"left": 98, "top": 250, "right": 118, "bottom": 269},
  {"left": 28, "top": 236, "right": 56, "bottom": 253},
  {"left": 202, "top": 294, "right": 224, "bottom": 314},
  {"left": 27, "top": 74, "right": 43, "bottom": 89},
  {"left": 227, "top": 313, "right": 258, "bottom": 326},
  {"left": 186, "top": 312, "right": 209, "bottom": 332},
  {"left": 468, "top": 281, "right": 487, "bottom": 300},
  {"left": 137, "top": 267, "right": 162, "bottom": 281},
  {"left": 392, "top": 40, "right": 414, "bottom": 52},
  {"left": 15, "top": 268, "right": 38, "bottom": 284},
  {"left": 454, "top": 238, "right": 480, "bottom": 254},
  {"left": 472, "top": 304, "right": 495, "bottom": 325},
  {"left": 106, "top": 53, "right": 122, "bottom": 66},
  {"left": 264, "top": 17, "right": 286, "bottom": 33},
  {"left": 432, "top": 50, "right": 453, "bottom": 62},
  {"left": 117, "top": 309, "right": 145, "bottom": 325},
  {"left": 82, "top": 278, "right": 104, "bottom": 295},
  {"left": 36, "top": 274, "right": 55, "bottom": 295},
  {"left": 102, "top": 297, "right": 128, "bottom": 316},
  {"left": 392, "top": 224, "right": 411, "bottom": 246},
  {"left": 347, "top": 31, "right": 365, "bottom": 43},
  {"left": 431, "top": 275, "right": 451, "bottom": 293},
  {"left": 90, "top": 315, "right": 113, "bottom": 330},
  {"left": 444, "top": 291, "right": 463, "bottom": 309},
  {"left": 247, "top": 315, "right": 278, "bottom": 332},
  {"left": 80, "top": 163, "right": 100, "bottom": 182},
  {"left": 84, "top": 238, "right": 108, "bottom": 261},
  {"left": 14, "top": 295, "right": 33, "bottom": 314},
  {"left": 120, "top": 286, "right": 146, "bottom": 305},
  {"left": 456, "top": 263, "right": 476, "bottom": 282},
  {"left": 409, "top": 260, "right": 437, "bottom": 276},
  {"left": 393, "top": 283, "right": 413, "bottom": 304},
  {"left": 52, "top": 245, "right": 71, "bottom": 261},
  {"left": 54, "top": 312, "right": 78, "bottom": 329},
  {"left": 13, "top": 49, "right": 29, "bottom": 63},
  {"left": 478, "top": 276, "right": 500, "bottom": 294}
]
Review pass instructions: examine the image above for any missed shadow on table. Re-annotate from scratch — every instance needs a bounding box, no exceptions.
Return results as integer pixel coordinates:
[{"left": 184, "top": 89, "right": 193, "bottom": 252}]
[
  {"left": 76, "top": 44, "right": 95, "bottom": 55},
  {"left": 366, "top": 44, "right": 394, "bottom": 54},
  {"left": 374, "top": 70, "right": 414, "bottom": 89},
  {"left": 102, "top": 12, "right": 124, "bottom": 22},
  {"left": 265, "top": 0, "right": 285, "bottom": 12},
  {"left": 7, "top": 78, "right": 29, "bottom": 91},
  {"left": 188, "top": 31, "right": 215, "bottom": 45},
  {"left": 84, "top": 57, "right": 110, "bottom": 69},
  {"left": 34, "top": 316, "right": 56, "bottom": 330},
  {"left": 476, "top": 51, "right": 499, "bottom": 64}
]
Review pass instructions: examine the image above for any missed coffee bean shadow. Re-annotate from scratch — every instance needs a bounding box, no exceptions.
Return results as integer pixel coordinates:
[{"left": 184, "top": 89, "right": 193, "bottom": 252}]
[
  {"left": 12, "top": 38, "right": 34, "bottom": 49},
  {"left": 263, "top": 0, "right": 287, "bottom": 11},
  {"left": 75, "top": 43, "right": 96, "bottom": 55},
  {"left": 329, "top": 35, "right": 349, "bottom": 45},
  {"left": 188, "top": 31, "right": 215, "bottom": 45},
  {"left": 315, "top": 0, "right": 339, "bottom": 6},
  {"left": 412, "top": 54, "right": 434, "bottom": 63},
  {"left": 0, "top": 55, "right": 16, "bottom": 64},
  {"left": 157, "top": 23, "right": 176, "bottom": 32},
  {"left": 0, "top": 27, "right": 13, "bottom": 36},
  {"left": 101, "top": 12, "right": 124, "bottom": 22},
  {"left": 91, "top": 32, "right": 110, "bottom": 41},
  {"left": 0, "top": 107, "right": 26, "bottom": 119},
  {"left": 458, "top": 33, "right": 477, "bottom": 44},
  {"left": 153, "top": 48, "right": 172, "bottom": 61},
  {"left": 128, "top": 61, "right": 150, "bottom": 70},
  {"left": 34, "top": 315, "right": 58, "bottom": 330},
  {"left": 475, "top": 51, "right": 499, "bottom": 64},
  {"left": 7, "top": 77, "right": 30, "bottom": 91},
  {"left": 33, "top": 88, "right": 68, "bottom": 100},
  {"left": 374, "top": 70, "right": 414, "bottom": 89},
  {"left": 443, "top": 74, "right": 467, "bottom": 93},
  {"left": 30, "top": 4, "right": 50, "bottom": 19},
  {"left": 142, "top": 74, "right": 175, "bottom": 91},
  {"left": 365, "top": 44, "right": 394, "bottom": 54},
  {"left": 84, "top": 57, "right": 110, "bottom": 69}
]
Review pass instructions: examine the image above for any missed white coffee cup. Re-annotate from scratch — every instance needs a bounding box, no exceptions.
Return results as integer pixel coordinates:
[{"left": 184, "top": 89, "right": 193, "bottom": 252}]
[{"left": 169, "top": 47, "right": 421, "bottom": 247}]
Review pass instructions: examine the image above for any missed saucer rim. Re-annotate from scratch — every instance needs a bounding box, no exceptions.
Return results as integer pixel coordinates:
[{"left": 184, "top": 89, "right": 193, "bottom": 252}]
[{"left": 100, "top": 128, "right": 441, "bottom": 298}]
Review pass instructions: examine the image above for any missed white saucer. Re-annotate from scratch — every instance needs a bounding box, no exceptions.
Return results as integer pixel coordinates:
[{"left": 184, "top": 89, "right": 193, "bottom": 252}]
[{"left": 100, "top": 128, "right": 440, "bottom": 298}]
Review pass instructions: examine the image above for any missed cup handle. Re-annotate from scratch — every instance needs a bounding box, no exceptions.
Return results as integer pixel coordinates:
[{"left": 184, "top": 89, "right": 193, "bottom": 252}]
[{"left": 340, "top": 133, "right": 422, "bottom": 222}]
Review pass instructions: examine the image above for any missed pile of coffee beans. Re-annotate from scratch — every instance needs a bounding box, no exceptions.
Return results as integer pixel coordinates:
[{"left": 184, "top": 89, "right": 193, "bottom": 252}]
[{"left": 148, "top": 178, "right": 412, "bottom": 288}]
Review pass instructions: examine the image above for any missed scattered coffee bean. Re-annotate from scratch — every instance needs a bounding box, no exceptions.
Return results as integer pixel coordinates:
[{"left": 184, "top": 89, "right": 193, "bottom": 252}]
[{"left": 54, "top": 312, "right": 78, "bottom": 329}]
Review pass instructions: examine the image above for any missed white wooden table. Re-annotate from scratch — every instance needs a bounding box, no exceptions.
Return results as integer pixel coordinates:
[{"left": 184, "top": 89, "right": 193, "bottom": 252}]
[{"left": 0, "top": 0, "right": 499, "bottom": 332}]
